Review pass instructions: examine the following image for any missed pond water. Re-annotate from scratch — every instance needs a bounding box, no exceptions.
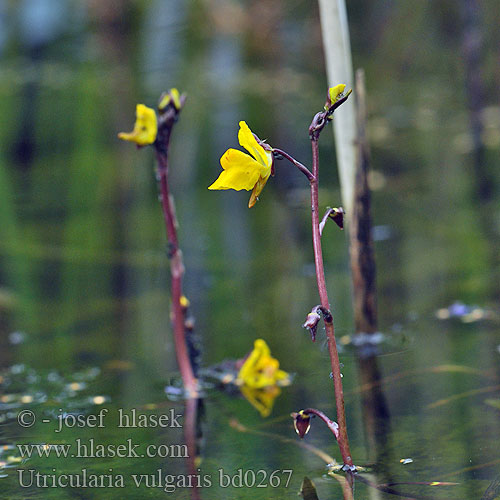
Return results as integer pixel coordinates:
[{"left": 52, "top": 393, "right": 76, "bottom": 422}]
[{"left": 1, "top": 1, "right": 500, "bottom": 499}]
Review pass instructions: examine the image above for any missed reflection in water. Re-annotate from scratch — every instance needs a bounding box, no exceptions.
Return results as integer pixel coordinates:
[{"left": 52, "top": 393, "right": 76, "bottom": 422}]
[
  {"left": 357, "top": 355, "right": 391, "bottom": 464},
  {"left": 299, "top": 476, "right": 320, "bottom": 500},
  {"left": 183, "top": 397, "right": 203, "bottom": 500},
  {"left": 461, "top": 0, "right": 492, "bottom": 202}
]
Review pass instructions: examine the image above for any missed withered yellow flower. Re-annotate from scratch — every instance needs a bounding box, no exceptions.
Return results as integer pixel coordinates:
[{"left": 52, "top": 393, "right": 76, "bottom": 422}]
[
  {"left": 118, "top": 104, "right": 157, "bottom": 146},
  {"left": 237, "top": 339, "right": 290, "bottom": 389},
  {"left": 208, "top": 121, "right": 273, "bottom": 208}
]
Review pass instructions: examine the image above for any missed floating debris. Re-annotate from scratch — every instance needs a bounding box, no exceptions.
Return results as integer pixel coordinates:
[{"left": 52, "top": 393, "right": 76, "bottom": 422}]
[
  {"left": 400, "top": 458, "right": 414, "bottom": 464},
  {"left": 66, "top": 382, "right": 86, "bottom": 392},
  {"left": 10, "top": 364, "right": 25, "bottom": 375},
  {"left": 372, "top": 224, "right": 393, "bottom": 241},
  {"left": 8, "top": 331, "right": 26, "bottom": 345},
  {"left": 435, "top": 301, "right": 496, "bottom": 323},
  {"left": 0, "top": 365, "right": 103, "bottom": 424}
]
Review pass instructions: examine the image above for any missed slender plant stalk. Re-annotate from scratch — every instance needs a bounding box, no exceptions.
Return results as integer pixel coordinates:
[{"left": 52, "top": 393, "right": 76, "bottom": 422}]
[
  {"left": 274, "top": 105, "right": 353, "bottom": 465},
  {"left": 154, "top": 100, "right": 197, "bottom": 397},
  {"left": 310, "top": 138, "right": 353, "bottom": 467}
]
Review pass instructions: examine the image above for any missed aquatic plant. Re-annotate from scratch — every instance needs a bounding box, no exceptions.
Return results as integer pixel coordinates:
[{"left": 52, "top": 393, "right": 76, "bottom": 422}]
[
  {"left": 209, "top": 86, "right": 354, "bottom": 467},
  {"left": 118, "top": 90, "right": 198, "bottom": 398}
]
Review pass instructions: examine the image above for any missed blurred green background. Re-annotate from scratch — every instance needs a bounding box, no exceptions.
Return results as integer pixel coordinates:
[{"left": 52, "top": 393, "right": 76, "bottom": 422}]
[{"left": 0, "top": 0, "right": 499, "bottom": 498}]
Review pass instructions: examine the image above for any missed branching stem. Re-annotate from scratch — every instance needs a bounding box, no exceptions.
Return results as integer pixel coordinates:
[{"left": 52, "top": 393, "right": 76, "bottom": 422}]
[
  {"left": 301, "top": 408, "right": 340, "bottom": 440},
  {"left": 272, "top": 148, "right": 315, "bottom": 181}
]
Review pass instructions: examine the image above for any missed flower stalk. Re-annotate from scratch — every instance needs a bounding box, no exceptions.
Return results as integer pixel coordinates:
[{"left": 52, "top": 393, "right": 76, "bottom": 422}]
[
  {"left": 206, "top": 85, "right": 354, "bottom": 466},
  {"left": 154, "top": 92, "right": 198, "bottom": 398},
  {"left": 119, "top": 91, "right": 198, "bottom": 397},
  {"left": 272, "top": 148, "right": 315, "bottom": 181},
  {"left": 309, "top": 136, "right": 353, "bottom": 467},
  {"left": 276, "top": 89, "right": 354, "bottom": 466}
]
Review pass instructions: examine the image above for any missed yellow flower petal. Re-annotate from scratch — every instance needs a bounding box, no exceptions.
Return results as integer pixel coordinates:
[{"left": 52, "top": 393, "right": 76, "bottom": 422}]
[
  {"left": 237, "top": 339, "right": 290, "bottom": 389},
  {"left": 208, "top": 149, "right": 264, "bottom": 191},
  {"left": 118, "top": 104, "right": 157, "bottom": 146},
  {"left": 248, "top": 170, "right": 272, "bottom": 208},
  {"left": 238, "top": 121, "right": 272, "bottom": 168},
  {"left": 329, "top": 84, "right": 346, "bottom": 104}
]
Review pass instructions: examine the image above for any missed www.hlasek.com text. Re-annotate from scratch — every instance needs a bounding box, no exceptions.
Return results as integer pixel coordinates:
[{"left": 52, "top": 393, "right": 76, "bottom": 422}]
[{"left": 18, "top": 439, "right": 188, "bottom": 459}]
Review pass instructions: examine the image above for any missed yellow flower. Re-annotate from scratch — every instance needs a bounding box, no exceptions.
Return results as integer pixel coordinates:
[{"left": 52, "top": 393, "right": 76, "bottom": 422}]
[
  {"left": 329, "top": 84, "right": 346, "bottom": 104},
  {"left": 208, "top": 121, "right": 273, "bottom": 208},
  {"left": 237, "top": 339, "right": 290, "bottom": 389},
  {"left": 118, "top": 104, "right": 157, "bottom": 146}
]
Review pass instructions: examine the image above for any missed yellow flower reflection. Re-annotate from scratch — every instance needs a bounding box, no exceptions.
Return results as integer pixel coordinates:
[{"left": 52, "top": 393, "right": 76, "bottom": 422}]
[
  {"left": 236, "top": 339, "right": 290, "bottom": 417},
  {"left": 118, "top": 104, "right": 157, "bottom": 146},
  {"left": 208, "top": 121, "right": 273, "bottom": 208},
  {"left": 237, "top": 339, "right": 290, "bottom": 389},
  {"left": 240, "top": 384, "right": 282, "bottom": 418}
]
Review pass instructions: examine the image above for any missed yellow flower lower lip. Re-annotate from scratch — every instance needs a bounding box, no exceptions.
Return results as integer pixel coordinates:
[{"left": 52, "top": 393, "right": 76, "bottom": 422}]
[
  {"left": 208, "top": 121, "right": 273, "bottom": 207},
  {"left": 118, "top": 104, "right": 158, "bottom": 146}
]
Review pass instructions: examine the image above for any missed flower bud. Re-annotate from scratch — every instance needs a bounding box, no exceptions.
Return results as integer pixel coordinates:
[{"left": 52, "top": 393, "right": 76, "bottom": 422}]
[
  {"left": 158, "top": 88, "right": 182, "bottom": 112},
  {"left": 180, "top": 295, "right": 190, "bottom": 310},
  {"left": 329, "top": 207, "right": 344, "bottom": 230},
  {"left": 291, "top": 410, "right": 311, "bottom": 438},
  {"left": 303, "top": 311, "right": 321, "bottom": 342}
]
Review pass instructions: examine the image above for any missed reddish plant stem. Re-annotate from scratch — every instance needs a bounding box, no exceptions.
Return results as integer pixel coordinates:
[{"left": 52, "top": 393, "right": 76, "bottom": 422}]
[
  {"left": 301, "top": 408, "right": 340, "bottom": 440},
  {"left": 310, "top": 138, "right": 353, "bottom": 466},
  {"left": 272, "top": 148, "right": 315, "bottom": 181},
  {"left": 155, "top": 130, "right": 197, "bottom": 398}
]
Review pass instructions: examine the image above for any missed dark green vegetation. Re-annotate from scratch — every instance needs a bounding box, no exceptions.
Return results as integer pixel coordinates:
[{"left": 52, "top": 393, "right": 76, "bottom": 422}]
[{"left": 0, "top": 1, "right": 499, "bottom": 498}]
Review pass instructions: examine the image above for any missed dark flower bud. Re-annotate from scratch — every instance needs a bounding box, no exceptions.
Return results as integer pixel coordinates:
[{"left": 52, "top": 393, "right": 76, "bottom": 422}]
[
  {"left": 291, "top": 410, "right": 311, "bottom": 439},
  {"left": 328, "top": 207, "right": 344, "bottom": 230}
]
